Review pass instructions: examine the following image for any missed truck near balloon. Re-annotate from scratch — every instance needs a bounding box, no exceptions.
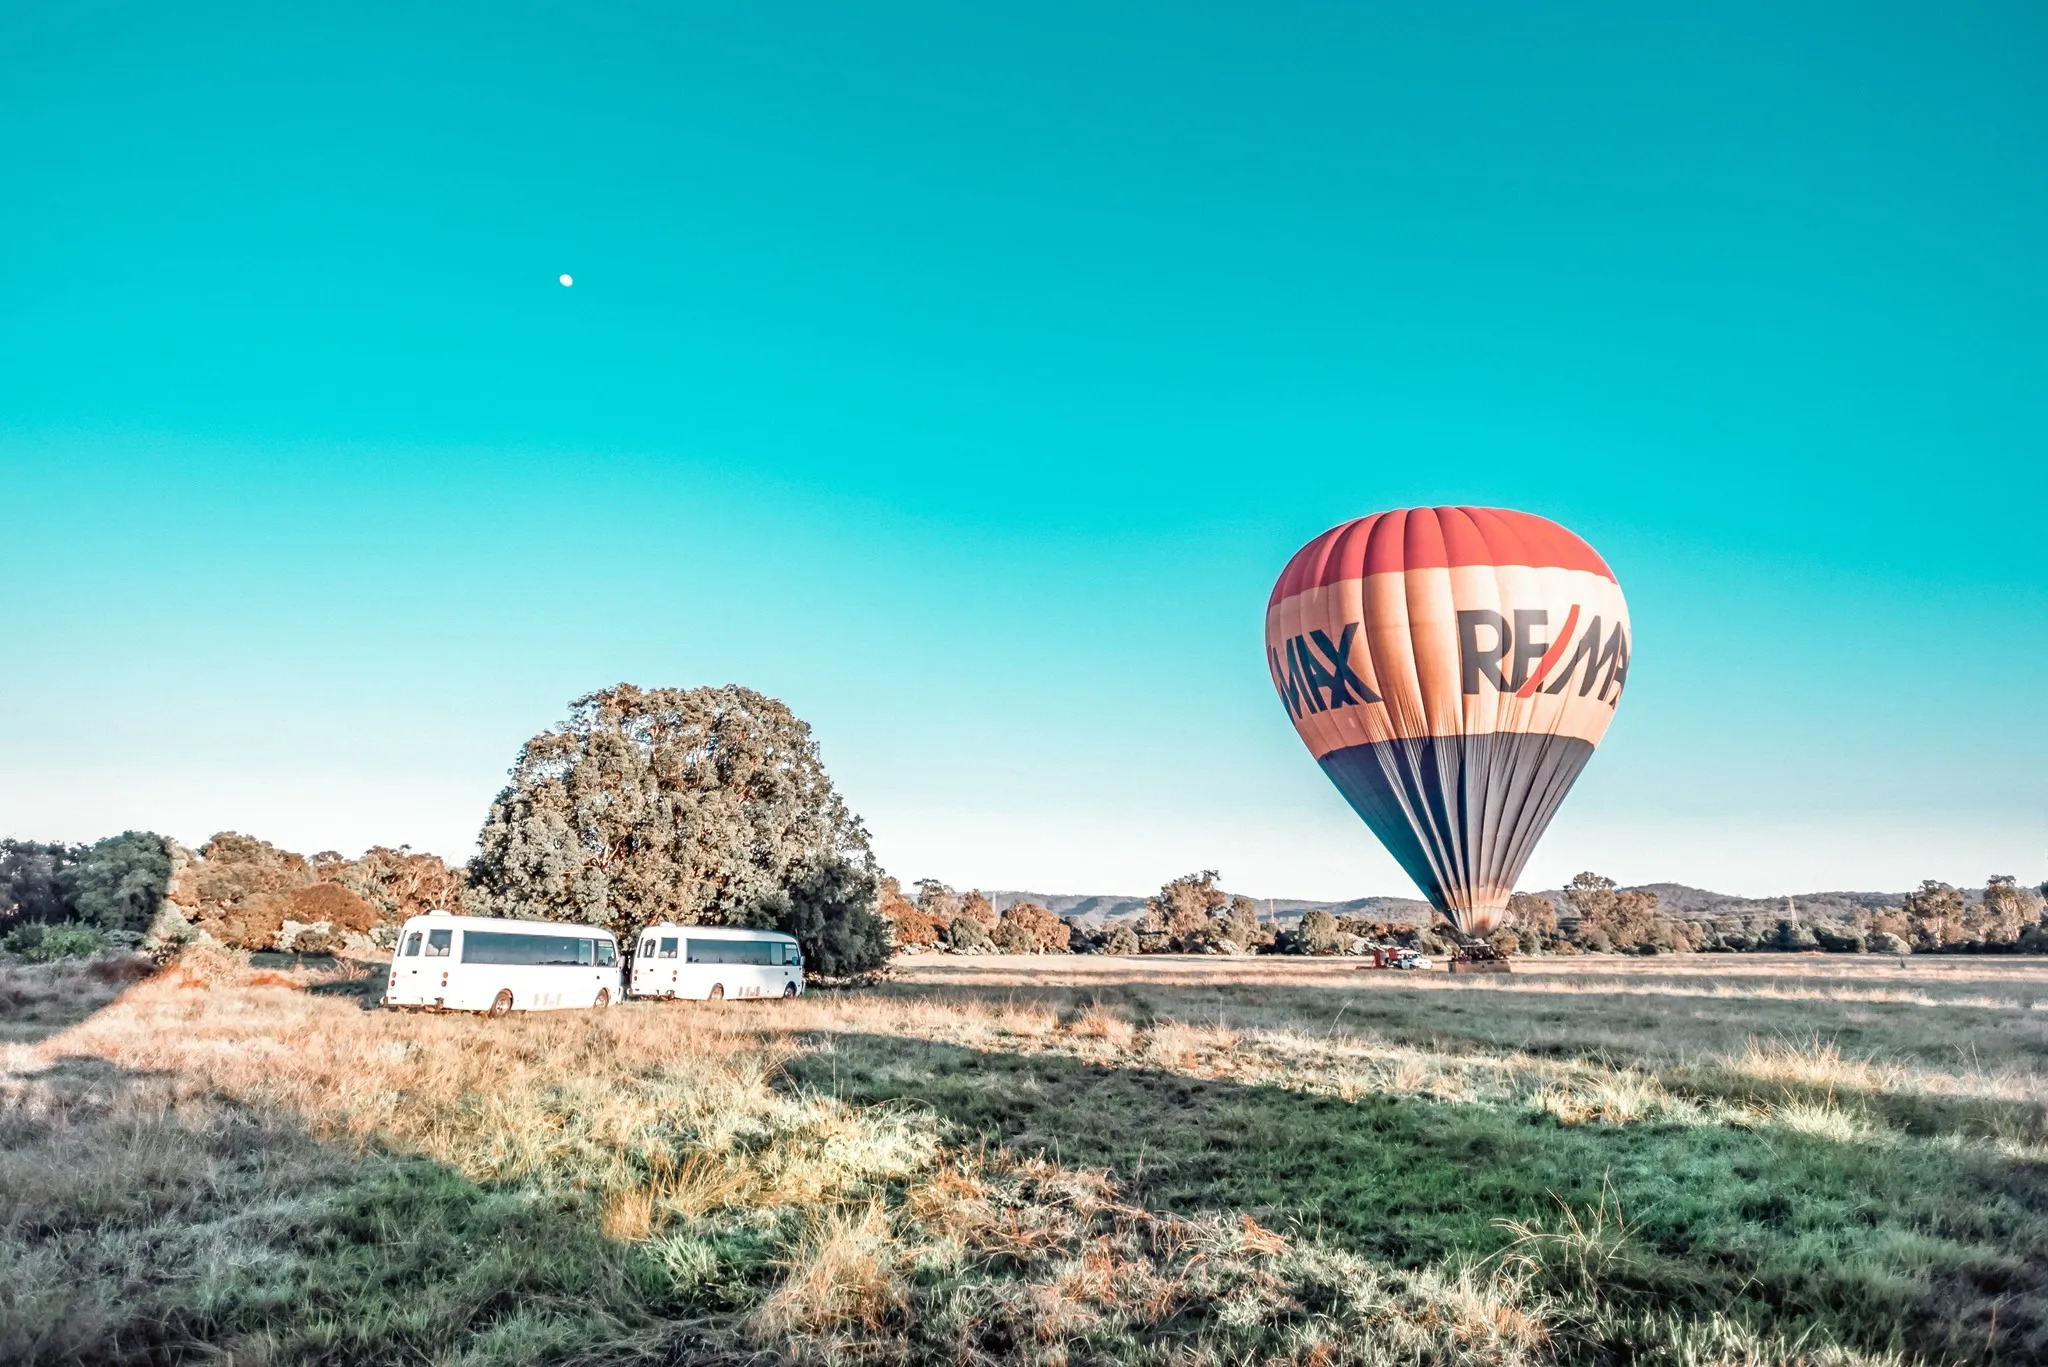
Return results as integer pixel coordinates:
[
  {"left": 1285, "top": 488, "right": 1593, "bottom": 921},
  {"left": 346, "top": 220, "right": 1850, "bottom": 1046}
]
[{"left": 1267, "top": 506, "right": 1630, "bottom": 970}]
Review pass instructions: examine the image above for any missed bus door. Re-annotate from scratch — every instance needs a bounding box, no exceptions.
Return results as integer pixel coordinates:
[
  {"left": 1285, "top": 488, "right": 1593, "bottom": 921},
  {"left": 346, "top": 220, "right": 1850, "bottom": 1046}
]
[
  {"left": 396, "top": 926, "right": 453, "bottom": 1003},
  {"left": 657, "top": 935, "right": 680, "bottom": 994}
]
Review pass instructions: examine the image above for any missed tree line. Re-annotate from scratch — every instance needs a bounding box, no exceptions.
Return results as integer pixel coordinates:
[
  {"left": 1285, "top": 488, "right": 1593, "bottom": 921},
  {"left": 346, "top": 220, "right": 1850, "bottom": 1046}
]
[
  {"left": 1, "top": 686, "right": 895, "bottom": 975},
  {"left": 875, "top": 868, "right": 2048, "bottom": 960},
  {"left": 876, "top": 869, "right": 1442, "bottom": 958},
  {"left": 8, "top": 684, "right": 2046, "bottom": 969},
  {"left": 1489, "top": 872, "right": 2048, "bottom": 957}
]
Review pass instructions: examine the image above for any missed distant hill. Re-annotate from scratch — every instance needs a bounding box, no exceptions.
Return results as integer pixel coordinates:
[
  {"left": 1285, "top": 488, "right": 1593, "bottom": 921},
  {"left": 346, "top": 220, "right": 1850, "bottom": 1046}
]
[
  {"left": 1529, "top": 883, "right": 1910, "bottom": 924},
  {"left": 985, "top": 889, "right": 1435, "bottom": 927},
  {"left": 988, "top": 883, "right": 1919, "bottom": 928}
]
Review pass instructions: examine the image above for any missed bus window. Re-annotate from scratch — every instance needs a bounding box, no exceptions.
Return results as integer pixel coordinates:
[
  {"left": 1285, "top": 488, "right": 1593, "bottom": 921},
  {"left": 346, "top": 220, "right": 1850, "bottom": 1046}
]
[
  {"left": 658, "top": 937, "right": 679, "bottom": 959},
  {"left": 578, "top": 939, "right": 594, "bottom": 966},
  {"left": 641, "top": 939, "right": 655, "bottom": 958},
  {"left": 462, "top": 932, "right": 585, "bottom": 965},
  {"left": 596, "top": 940, "right": 616, "bottom": 967},
  {"left": 687, "top": 939, "right": 775, "bottom": 965},
  {"left": 425, "top": 929, "right": 453, "bottom": 957},
  {"left": 403, "top": 932, "right": 423, "bottom": 957}
]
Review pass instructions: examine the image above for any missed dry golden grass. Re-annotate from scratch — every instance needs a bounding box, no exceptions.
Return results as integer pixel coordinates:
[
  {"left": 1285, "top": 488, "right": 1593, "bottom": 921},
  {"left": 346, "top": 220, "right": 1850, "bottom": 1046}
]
[{"left": 6, "top": 946, "right": 2044, "bottom": 1364}]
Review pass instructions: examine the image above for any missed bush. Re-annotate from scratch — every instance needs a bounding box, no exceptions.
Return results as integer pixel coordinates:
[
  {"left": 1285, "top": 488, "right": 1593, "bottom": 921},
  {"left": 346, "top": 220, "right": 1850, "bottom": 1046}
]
[
  {"left": 1097, "top": 924, "right": 1139, "bottom": 956},
  {"left": 208, "top": 892, "right": 292, "bottom": 952},
  {"left": 1812, "top": 924, "right": 1866, "bottom": 953},
  {"left": 1299, "top": 910, "right": 1343, "bottom": 955},
  {"left": 1772, "top": 920, "right": 1821, "bottom": 952},
  {"left": 185, "top": 833, "right": 313, "bottom": 949},
  {"left": 1869, "top": 930, "right": 1911, "bottom": 955},
  {"left": 877, "top": 877, "right": 941, "bottom": 949},
  {"left": 288, "top": 883, "right": 379, "bottom": 933},
  {"left": 992, "top": 920, "right": 1035, "bottom": 954},
  {"left": 999, "top": 902, "right": 1071, "bottom": 953},
  {"left": 290, "top": 925, "right": 343, "bottom": 955},
  {"left": 947, "top": 915, "right": 995, "bottom": 955},
  {"left": 4, "top": 922, "right": 106, "bottom": 962},
  {"left": 774, "top": 857, "right": 891, "bottom": 979}
]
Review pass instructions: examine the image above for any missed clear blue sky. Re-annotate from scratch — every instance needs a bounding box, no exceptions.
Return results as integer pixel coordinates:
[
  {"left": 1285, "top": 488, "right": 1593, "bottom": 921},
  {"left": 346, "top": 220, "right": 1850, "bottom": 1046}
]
[{"left": 3, "top": 2, "right": 2043, "bottom": 898}]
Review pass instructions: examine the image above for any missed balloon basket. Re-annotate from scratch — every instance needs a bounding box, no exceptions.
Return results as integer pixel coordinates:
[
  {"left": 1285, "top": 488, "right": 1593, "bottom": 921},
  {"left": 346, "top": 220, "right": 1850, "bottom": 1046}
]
[{"left": 1450, "top": 959, "right": 1512, "bottom": 974}]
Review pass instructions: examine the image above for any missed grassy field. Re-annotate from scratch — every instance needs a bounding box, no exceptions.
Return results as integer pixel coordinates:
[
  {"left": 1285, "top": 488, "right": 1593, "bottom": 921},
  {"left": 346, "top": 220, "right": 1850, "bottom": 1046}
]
[{"left": 4, "top": 949, "right": 2046, "bottom": 1365}]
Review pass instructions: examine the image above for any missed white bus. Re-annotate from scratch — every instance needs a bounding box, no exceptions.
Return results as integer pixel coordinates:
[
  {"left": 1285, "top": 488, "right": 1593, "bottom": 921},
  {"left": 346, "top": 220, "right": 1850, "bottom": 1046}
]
[
  {"left": 383, "top": 911, "right": 621, "bottom": 1016},
  {"left": 628, "top": 923, "right": 804, "bottom": 1001}
]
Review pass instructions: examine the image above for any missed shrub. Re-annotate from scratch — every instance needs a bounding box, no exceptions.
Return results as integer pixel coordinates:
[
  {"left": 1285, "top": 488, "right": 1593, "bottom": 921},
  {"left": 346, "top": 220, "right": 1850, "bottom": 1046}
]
[
  {"left": 775, "top": 857, "right": 891, "bottom": 979},
  {"left": 998, "top": 901, "right": 1070, "bottom": 953},
  {"left": 991, "top": 920, "right": 1035, "bottom": 954},
  {"left": 317, "top": 845, "right": 466, "bottom": 926},
  {"left": 185, "top": 833, "right": 314, "bottom": 949},
  {"left": 291, "top": 925, "right": 343, "bottom": 955},
  {"left": 288, "top": 882, "right": 380, "bottom": 932},
  {"left": 1097, "top": 923, "right": 1139, "bottom": 955},
  {"left": 1812, "top": 924, "right": 1866, "bottom": 953},
  {"left": 207, "top": 892, "right": 292, "bottom": 951},
  {"left": 1299, "top": 910, "right": 1343, "bottom": 955},
  {"left": 1772, "top": 920, "right": 1821, "bottom": 952},
  {"left": 877, "top": 877, "right": 941, "bottom": 949},
  {"left": 958, "top": 890, "right": 999, "bottom": 931},
  {"left": 947, "top": 915, "right": 995, "bottom": 955},
  {"left": 4, "top": 922, "right": 105, "bottom": 961}
]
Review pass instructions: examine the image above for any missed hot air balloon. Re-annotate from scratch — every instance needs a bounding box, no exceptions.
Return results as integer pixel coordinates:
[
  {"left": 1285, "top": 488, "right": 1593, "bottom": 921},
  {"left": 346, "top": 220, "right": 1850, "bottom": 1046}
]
[{"left": 1266, "top": 506, "right": 1630, "bottom": 949}]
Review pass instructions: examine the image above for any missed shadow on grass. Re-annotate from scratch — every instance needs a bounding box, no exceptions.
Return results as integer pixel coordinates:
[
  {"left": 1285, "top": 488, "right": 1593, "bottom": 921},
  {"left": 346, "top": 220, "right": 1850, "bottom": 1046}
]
[
  {"left": 0, "top": 959, "right": 153, "bottom": 1046},
  {"left": 784, "top": 1029, "right": 2048, "bottom": 1366},
  {"left": 306, "top": 973, "right": 388, "bottom": 1009},
  {"left": 994, "top": 971, "right": 2048, "bottom": 1142},
  {"left": 0, "top": 1053, "right": 724, "bottom": 1367},
  {"left": 867, "top": 970, "right": 2048, "bottom": 1078}
]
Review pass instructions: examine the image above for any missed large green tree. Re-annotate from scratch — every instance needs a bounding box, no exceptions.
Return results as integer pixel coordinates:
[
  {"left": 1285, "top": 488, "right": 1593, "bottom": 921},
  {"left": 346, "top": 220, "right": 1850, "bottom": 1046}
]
[
  {"left": 771, "top": 855, "right": 891, "bottom": 978},
  {"left": 469, "top": 684, "right": 874, "bottom": 938},
  {"left": 0, "top": 840, "right": 80, "bottom": 928},
  {"left": 70, "top": 832, "right": 172, "bottom": 934},
  {"left": 1142, "top": 870, "right": 1229, "bottom": 948}
]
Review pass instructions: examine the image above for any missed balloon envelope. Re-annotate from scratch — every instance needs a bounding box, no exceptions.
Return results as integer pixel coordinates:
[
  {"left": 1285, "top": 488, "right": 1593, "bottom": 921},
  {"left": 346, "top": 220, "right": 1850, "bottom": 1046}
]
[{"left": 1267, "top": 506, "right": 1630, "bottom": 935}]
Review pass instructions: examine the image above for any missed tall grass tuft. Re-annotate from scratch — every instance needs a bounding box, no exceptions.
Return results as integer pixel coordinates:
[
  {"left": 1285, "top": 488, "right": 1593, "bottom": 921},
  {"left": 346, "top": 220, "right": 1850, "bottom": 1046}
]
[{"left": 1490, "top": 1181, "right": 1641, "bottom": 1303}]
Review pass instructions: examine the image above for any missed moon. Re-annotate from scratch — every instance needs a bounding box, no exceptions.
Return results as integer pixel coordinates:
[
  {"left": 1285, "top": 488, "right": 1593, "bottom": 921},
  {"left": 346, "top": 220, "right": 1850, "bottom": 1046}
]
[{"left": 559, "top": 274, "right": 574, "bottom": 287}]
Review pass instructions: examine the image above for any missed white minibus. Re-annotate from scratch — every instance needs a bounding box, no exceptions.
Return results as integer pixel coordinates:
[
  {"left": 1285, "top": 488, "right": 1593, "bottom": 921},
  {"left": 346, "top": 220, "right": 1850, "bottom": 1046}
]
[
  {"left": 384, "top": 910, "right": 621, "bottom": 1016},
  {"left": 628, "top": 923, "right": 804, "bottom": 1001}
]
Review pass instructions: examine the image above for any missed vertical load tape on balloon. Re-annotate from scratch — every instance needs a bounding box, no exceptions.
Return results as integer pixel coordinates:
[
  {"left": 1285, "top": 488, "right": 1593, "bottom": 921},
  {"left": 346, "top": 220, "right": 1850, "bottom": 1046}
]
[{"left": 1266, "top": 506, "right": 1630, "bottom": 937}]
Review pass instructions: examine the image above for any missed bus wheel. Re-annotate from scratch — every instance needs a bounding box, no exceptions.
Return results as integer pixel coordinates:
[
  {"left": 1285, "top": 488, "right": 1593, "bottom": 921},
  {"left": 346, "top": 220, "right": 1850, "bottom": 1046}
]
[
  {"left": 488, "top": 990, "right": 513, "bottom": 1018},
  {"left": 783, "top": 982, "right": 798, "bottom": 998},
  {"left": 708, "top": 984, "right": 724, "bottom": 1001},
  {"left": 593, "top": 989, "right": 611, "bottom": 1010}
]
